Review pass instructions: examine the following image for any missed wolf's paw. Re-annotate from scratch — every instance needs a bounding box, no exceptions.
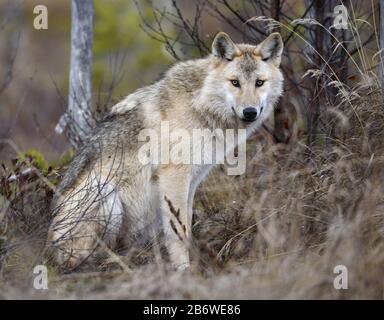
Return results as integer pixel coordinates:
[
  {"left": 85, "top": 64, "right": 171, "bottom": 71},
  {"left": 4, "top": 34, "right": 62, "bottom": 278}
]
[{"left": 171, "top": 261, "right": 190, "bottom": 272}]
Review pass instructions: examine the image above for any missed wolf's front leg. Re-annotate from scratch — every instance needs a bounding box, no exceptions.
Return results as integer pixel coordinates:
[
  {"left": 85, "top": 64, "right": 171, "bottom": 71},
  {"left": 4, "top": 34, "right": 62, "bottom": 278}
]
[{"left": 159, "top": 168, "right": 191, "bottom": 270}]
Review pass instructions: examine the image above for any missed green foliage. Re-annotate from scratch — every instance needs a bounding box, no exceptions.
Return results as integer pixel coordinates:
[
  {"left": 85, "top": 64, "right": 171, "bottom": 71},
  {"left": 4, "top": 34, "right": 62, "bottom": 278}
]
[{"left": 93, "top": 0, "right": 171, "bottom": 98}]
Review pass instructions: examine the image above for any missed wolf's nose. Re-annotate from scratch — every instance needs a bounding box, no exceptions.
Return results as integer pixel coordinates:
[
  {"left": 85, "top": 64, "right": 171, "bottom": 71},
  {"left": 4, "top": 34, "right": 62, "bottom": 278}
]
[{"left": 243, "top": 107, "right": 257, "bottom": 121}]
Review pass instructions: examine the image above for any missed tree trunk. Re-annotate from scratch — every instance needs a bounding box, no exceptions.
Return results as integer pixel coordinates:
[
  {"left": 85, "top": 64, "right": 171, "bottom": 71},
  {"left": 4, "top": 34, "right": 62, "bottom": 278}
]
[
  {"left": 270, "top": 0, "right": 287, "bottom": 143},
  {"left": 67, "top": 0, "right": 94, "bottom": 149},
  {"left": 305, "top": 0, "right": 324, "bottom": 147},
  {"left": 379, "top": 0, "right": 384, "bottom": 84}
]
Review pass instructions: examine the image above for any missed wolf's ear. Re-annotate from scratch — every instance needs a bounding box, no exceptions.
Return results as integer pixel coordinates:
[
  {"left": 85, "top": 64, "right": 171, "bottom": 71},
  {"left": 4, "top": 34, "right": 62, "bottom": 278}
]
[
  {"left": 212, "top": 32, "right": 240, "bottom": 61},
  {"left": 257, "top": 32, "right": 283, "bottom": 66}
]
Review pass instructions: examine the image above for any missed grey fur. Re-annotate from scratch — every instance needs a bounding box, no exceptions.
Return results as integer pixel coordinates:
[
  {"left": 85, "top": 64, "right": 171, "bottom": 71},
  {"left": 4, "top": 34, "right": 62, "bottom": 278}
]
[{"left": 48, "top": 32, "right": 284, "bottom": 271}]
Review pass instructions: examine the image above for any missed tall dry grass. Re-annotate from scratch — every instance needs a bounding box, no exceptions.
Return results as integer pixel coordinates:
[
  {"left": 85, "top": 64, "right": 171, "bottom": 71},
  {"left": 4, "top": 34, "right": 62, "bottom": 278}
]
[{"left": 1, "top": 6, "right": 384, "bottom": 299}]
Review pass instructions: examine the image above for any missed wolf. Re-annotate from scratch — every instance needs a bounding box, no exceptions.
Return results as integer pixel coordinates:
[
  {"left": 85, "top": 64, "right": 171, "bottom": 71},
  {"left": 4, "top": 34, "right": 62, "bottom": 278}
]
[{"left": 48, "top": 32, "right": 284, "bottom": 271}]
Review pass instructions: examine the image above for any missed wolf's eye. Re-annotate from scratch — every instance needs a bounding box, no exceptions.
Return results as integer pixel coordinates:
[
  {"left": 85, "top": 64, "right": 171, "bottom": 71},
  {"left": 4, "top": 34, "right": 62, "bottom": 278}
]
[
  {"left": 256, "top": 79, "right": 265, "bottom": 87},
  {"left": 231, "top": 79, "right": 240, "bottom": 88}
]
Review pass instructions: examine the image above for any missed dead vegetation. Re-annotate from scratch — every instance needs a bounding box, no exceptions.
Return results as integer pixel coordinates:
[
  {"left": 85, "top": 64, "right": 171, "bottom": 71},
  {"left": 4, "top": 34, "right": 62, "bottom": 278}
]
[
  {"left": 1, "top": 79, "right": 384, "bottom": 299},
  {"left": 1, "top": 1, "right": 384, "bottom": 299}
]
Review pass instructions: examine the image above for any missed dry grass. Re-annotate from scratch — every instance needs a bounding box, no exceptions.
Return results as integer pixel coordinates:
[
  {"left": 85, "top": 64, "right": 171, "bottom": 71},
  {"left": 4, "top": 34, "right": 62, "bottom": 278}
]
[
  {"left": 1, "top": 82, "right": 384, "bottom": 299},
  {"left": 1, "top": 10, "right": 384, "bottom": 299}
]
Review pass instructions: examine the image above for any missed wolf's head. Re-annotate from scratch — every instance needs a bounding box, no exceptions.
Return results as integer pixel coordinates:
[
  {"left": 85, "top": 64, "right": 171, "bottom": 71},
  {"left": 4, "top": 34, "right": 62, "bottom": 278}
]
[{"left": 196, "top": 32, "right": 283, "bottom": 128}]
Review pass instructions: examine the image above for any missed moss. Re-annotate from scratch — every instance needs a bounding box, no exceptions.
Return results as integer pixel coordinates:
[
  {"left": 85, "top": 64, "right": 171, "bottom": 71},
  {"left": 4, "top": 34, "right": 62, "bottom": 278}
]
[{"left": 18, "top": 149, "right": 49, "bottom": 174}]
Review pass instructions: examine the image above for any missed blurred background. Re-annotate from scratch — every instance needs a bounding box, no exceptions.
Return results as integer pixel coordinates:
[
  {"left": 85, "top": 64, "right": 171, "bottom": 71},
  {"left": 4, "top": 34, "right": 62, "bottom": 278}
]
[
  {"left": 0, "top": 0, "right": 172, "bottom": 162},
  {"left": 0, "top": 0, "right": 378, "bottom": 163}
]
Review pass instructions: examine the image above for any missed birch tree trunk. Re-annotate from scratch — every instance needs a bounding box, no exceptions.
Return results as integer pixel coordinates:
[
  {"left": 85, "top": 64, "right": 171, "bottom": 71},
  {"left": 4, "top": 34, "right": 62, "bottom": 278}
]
[{"left": 67, "top": 0, "right": 94, "bottom": 149}]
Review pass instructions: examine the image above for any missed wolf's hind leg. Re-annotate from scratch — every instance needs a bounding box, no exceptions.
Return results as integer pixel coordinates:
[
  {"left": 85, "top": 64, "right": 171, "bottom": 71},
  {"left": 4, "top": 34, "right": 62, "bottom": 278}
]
[
  {"left": 49, "top": 183, "right": 124, "bottom": 270},
  {"left": 50, "top": 216, "right": 102, "bottom": 269}
]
